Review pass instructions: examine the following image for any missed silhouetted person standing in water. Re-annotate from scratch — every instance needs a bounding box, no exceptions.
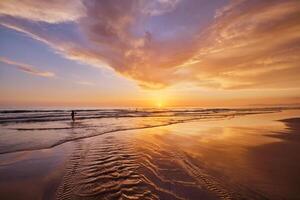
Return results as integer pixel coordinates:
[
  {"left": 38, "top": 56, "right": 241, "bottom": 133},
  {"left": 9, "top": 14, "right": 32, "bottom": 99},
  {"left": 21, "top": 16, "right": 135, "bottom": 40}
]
[{"left": 71, "top": 110, "right": 76, "bottom": 121}]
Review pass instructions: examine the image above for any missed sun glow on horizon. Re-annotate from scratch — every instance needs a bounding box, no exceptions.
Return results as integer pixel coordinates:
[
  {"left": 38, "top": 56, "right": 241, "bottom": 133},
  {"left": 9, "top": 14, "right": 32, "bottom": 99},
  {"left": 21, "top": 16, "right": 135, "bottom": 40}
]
[
  {"left": 151, "top": 91, "right": 168, "bottom": 108},
  {"left": 156, "top": 101, "right": 163, "bottom": 108}
]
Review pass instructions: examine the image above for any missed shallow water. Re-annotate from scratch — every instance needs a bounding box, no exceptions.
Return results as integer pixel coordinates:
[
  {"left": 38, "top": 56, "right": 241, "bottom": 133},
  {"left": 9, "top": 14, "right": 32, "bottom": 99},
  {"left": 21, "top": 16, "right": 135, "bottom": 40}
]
[
  {"left": 0, "top": 107, "right": 287, "bottom": 154},
  {"left": 0, "top": 108, "right": 300, "bottom": 199}
]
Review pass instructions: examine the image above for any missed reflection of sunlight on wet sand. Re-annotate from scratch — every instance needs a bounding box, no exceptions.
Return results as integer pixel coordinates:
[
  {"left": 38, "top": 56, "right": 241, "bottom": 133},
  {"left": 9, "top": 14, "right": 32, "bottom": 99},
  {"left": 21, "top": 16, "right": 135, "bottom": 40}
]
[
  {"left": 129, "top": 110, "right": 300, "bottom": 199},
  {"left": 1, "top": 109, "right": 299, "bottom": 199}
]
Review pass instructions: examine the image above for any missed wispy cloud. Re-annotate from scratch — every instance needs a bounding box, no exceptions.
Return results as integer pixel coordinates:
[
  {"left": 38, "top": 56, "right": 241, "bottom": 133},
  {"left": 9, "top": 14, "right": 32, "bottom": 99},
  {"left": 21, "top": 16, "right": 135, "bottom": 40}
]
[
  {"left": 0, "top": 57, "right": 55, "bottom": 77},
  {"left": 76, "top": 81, "right": 95, "bottom": 86},
  {"left": 181, "top": 0, "right": 300, "bottom": 89},
  {"left": 0, "top": 0, "right": 85, "bottom": 23},
  {"left": 0, "top": 0, "right": 299, "bottom": 89}
]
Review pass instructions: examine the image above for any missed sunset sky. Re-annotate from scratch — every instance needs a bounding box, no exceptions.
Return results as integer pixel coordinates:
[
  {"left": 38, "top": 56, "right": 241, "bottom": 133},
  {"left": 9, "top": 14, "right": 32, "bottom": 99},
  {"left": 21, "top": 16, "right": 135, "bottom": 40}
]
[{"left": 0, "top": 0, "right": 299, "bottom": 108}]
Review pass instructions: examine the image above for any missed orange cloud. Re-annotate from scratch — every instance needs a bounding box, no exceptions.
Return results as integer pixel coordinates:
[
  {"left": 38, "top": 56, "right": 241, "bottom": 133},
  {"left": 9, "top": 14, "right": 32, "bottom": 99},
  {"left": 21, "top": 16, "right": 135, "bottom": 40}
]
[{"left": 182, "top": 0, "right": 300, "bottom": 89}]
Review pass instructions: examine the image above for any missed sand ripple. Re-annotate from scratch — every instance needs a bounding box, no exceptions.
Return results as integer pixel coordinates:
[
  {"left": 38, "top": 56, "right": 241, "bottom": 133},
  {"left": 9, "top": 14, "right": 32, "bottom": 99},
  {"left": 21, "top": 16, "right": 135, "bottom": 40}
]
[
  {"left": 56, "top": 136, "right": 176, "bottom": 200},
  {"left": 56, "top": 134, "right": 267, "bottom": 200}
]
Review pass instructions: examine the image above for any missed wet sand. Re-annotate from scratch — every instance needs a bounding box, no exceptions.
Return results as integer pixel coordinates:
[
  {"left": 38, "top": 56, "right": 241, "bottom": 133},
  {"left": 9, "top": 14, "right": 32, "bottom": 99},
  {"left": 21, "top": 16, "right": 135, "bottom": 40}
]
[
  {"left": 1, "top": 109, "right": 300, "bottom": 199},
  {"left": 0, "top": 142, "right": 73, "bottom": 200}
]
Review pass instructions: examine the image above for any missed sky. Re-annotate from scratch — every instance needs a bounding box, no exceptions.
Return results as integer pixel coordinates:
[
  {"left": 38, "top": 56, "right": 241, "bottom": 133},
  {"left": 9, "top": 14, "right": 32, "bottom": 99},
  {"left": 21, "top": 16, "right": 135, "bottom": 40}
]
[{"left": 0, "top": 0, "right": 300, "bottom": 108}]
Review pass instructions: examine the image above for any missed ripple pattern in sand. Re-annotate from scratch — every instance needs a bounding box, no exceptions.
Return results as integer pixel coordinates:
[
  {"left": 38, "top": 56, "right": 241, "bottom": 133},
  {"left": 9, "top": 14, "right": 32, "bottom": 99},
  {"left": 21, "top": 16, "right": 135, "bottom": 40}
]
[
  {"left": 56, "top": 136, "right": 190, "bottom": 200},
  {"left": 56, "top": 132, "right": 268, "bottom": 200},
  {"left": 131, "top": 137, "right": 269, "bottom": 200}
]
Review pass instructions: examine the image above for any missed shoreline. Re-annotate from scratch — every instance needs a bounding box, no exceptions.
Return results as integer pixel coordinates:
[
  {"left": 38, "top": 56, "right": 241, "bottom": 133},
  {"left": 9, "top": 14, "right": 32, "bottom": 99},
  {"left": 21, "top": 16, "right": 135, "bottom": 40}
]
[{"left": 0, "top": 108, "right": 290, "bottom": 155}]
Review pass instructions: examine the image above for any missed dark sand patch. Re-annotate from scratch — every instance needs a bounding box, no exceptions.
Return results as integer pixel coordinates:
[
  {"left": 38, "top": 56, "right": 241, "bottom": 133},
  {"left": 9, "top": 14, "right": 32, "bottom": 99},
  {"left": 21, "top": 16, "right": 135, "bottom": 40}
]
[{"left": 247, "top": 118, "right": 300, "bottom": 199}]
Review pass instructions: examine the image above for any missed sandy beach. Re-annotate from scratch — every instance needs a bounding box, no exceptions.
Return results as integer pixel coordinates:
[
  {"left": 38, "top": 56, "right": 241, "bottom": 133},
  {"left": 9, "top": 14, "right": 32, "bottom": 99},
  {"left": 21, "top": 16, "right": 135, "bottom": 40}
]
[{"left": 0, "top": 108, "right": 300, "bottom": 200}]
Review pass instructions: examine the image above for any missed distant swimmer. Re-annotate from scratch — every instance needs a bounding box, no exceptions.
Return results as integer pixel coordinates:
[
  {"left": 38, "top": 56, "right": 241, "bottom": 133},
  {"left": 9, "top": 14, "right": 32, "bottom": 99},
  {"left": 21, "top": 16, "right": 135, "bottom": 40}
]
[{"left": 71, "top": 110, "right": 76, "bottom": 121}]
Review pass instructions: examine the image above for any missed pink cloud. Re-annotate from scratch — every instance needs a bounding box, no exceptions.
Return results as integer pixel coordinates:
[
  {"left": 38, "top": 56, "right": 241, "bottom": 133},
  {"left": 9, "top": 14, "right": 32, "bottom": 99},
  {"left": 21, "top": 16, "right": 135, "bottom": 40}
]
[
  {"left": 0, "top": 57, "right": 55, "bottom": 77},
  {"left": 0, "top": 0, "right": 85, "bottom": 23}
]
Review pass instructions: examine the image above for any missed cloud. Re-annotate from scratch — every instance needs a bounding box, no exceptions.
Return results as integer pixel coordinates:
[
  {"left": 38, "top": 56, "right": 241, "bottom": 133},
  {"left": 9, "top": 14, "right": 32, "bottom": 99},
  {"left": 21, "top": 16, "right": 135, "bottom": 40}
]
[
  {"left": 182, "top": 0, "right": 300, "bottom": 89},
  {"left": 0, "top": 0, "right": 85, "bottom": 23},
  {"left": 76, "top": 81, "right": 94, "bottom": 86},
  {"left": 141, "top": 0, "right": 181, "bottom": 16},
  {"left": 0, "top": 57, "right": 55, "bottom": 77},
  {"left": 0, "top": 0, "right": 299, "bottom": 89}
]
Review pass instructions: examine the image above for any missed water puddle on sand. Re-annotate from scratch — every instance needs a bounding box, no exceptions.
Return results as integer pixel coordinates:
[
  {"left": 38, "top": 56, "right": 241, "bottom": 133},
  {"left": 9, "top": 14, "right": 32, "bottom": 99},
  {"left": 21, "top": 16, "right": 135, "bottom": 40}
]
[{"left": 0, "top": 141, "right": 74, "bottom": 200}]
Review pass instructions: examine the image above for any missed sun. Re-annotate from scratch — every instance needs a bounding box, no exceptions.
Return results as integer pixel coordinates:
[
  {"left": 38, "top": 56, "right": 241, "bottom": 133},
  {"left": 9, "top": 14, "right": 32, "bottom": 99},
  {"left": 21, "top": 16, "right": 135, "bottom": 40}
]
[
  {"left": 149, "top": 90, "right": 169, "bottom": 108},
  {"left": 155, "top": 97, "right": 166, "bottom": 108},
  {"left": 156, "top": 101, "right": 163, "bottom": 108}
]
